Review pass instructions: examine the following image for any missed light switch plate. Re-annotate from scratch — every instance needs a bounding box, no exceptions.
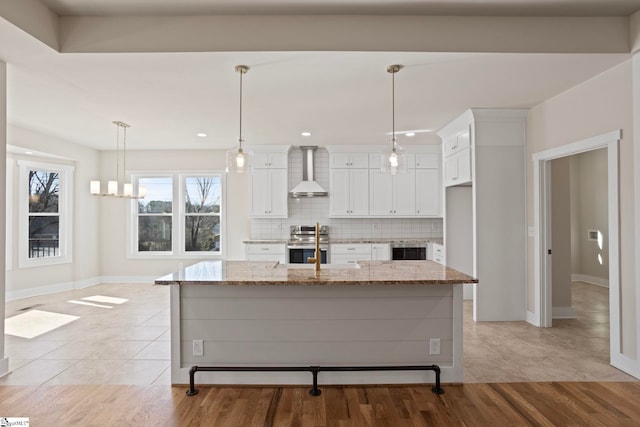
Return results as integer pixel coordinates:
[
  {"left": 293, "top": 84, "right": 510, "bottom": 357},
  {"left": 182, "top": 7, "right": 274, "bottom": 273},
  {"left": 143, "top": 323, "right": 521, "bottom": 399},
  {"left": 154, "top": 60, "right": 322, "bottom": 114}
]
[{"left": 193, "top": 339, "right": 204, "bottom": 356}]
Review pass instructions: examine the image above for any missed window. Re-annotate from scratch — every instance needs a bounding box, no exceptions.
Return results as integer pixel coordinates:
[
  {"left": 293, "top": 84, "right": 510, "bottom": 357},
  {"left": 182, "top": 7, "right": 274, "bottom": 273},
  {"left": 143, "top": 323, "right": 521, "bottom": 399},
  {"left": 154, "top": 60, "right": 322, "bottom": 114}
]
[
  {"left": 18, "top": 160, "right": 74, "bottom": 267},
  {"left": 130, "top": 172, "right": 224, "bottom": 258}
]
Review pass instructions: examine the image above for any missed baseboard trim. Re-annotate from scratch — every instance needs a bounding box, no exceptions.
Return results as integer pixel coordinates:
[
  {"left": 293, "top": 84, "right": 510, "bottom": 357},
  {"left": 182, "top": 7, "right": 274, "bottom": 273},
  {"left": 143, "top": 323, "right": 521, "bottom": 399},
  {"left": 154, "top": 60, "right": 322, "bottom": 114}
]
[
  {"left": 552, "top": 306, "right": 576, "bottom": 319},
  {"left": 572, "top": 274, "right": 609, "bottom": 288},
  {"left": 0, "top": 357, "right": 9, "bottom": 378},
  {"left": 5, "top": 276, "right": 158, "bottom": 301},
  {"left": 611, "top": 352, "right": 640, "bottom": 380}
]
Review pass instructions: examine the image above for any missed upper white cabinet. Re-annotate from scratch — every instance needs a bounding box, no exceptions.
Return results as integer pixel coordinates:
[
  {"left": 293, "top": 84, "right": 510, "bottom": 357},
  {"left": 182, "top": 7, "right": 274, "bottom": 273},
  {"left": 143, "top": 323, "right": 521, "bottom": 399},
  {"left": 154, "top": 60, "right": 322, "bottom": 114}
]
[
  {"left": 328, "top": 145, "right": 441, "bottom": 218},
  {"left": 369, "top": 169, "right": 416, "bottom": 216},
  {"left": 329, "top": 168, "right": 369, "bottom": 217},
  {"left": 248, "top": 146, "right": 290, "bottom": 218},
  {"left": 329, "top": 152, "right": 369, "bottom": 169},
  {"left": 443, "top": 130, "right": 472, "bottom": 187},
  {"left": 253, "top": 151, "right": 288, "bottom": 169}
]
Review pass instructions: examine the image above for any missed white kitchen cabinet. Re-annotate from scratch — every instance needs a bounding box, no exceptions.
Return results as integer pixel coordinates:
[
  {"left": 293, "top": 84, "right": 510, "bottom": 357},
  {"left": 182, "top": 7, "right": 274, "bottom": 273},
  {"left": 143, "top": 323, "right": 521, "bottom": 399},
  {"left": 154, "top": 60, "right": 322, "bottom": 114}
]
[
  {"left": 331, "top": 243, "right": 372, "bottom": 264},
  {"left": 249, "top": 168, "right": 288, "bottom": 218},
  {"left": 248, "top": 147, "right": 289, "bottom": 218},
  {"left": 330, "top": 152, "right": 369, "bottom": 169},
  {"left": 416, "top": 168, "right": 441, "bottom": 216},
  {"left": 329, "top": 168, "right": 369, "bottom": 217},
  {"left": 444, "top": 146, "right": 472, "bottom": 187},
  {"left": 371, "top": 243, "right": 390, "bottom": 261},
  {"left": 431, "top": 243, "right": 445, "bottom": 265},
  {"left": 245, "top": 243, "right": 286, "bottom": 263},
  {"left": 369, "top": 169, "right": 416, "bottom": 216},
  {"left": 253, "top": 151, "right": 288, "bottom": 168},
  {"left": 443, "top": 129, "right": 472, "bottom": 187}
]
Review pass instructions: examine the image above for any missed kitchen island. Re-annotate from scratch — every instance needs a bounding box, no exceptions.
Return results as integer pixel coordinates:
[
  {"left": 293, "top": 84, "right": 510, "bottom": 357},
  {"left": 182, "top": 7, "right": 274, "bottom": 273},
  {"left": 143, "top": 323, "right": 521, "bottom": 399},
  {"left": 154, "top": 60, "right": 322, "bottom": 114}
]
[{"left": 156, "top": 260, "right": 477, "bottom": 386}]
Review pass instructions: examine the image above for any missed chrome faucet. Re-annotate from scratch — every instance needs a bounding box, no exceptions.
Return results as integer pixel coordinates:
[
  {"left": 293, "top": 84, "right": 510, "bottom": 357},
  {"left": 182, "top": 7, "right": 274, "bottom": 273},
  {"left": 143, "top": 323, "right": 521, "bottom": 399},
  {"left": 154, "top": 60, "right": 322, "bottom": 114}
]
[{"left": 306, "top": 222, "right": 321, "bottom": 272}]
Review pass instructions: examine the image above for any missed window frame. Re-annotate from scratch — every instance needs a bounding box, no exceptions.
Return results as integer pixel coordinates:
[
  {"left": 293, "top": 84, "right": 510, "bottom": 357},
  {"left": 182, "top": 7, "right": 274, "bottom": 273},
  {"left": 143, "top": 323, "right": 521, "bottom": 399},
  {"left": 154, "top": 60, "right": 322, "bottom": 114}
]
[
  {"left": 128, "top": 171, "right": 225, "bottom": 259},
  {"left": 17, "top": 160, "right": 74, "bottom": 268}
]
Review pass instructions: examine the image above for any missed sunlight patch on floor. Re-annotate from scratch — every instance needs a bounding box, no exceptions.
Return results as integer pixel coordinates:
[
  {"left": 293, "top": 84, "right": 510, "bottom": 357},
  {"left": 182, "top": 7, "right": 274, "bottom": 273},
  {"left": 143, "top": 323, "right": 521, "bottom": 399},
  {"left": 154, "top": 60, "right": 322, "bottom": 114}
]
[
  {"left": 5, "top": 310, "right": 79, "bottom": 339},
  {"left": 82, "top": 295, "right": 128, "bottom": 305},
  {"left": 67, "top": 300, "right": 113, "bottom": 309}
]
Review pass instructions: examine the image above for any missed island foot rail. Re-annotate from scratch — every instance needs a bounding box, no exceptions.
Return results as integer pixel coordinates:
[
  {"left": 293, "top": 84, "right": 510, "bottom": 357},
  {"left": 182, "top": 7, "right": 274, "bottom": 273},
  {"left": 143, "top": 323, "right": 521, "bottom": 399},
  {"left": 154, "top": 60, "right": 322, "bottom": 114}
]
[{"left": 186, "top": 364, "right": 444, "bottom": 396}]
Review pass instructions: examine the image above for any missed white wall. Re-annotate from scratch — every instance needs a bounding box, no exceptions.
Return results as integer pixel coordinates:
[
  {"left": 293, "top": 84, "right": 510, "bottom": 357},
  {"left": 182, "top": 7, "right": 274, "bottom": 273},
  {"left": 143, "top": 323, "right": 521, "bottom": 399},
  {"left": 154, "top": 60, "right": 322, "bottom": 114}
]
[
  {"left": 5, "top": 125, "right": 101, "bottom": 300},
  {"left": 526, "top": 59, "right": 636, "bottom": 358},
  {"left": 571, "top": 149, "right": 609, "bottom": 283}
]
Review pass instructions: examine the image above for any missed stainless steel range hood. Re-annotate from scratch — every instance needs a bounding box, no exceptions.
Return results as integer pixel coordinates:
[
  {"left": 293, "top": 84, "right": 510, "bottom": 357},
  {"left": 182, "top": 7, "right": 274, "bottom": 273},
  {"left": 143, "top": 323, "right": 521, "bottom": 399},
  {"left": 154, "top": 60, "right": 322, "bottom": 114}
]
[{"left": 290, "top": 146, "right": 328, "bottom": 198}]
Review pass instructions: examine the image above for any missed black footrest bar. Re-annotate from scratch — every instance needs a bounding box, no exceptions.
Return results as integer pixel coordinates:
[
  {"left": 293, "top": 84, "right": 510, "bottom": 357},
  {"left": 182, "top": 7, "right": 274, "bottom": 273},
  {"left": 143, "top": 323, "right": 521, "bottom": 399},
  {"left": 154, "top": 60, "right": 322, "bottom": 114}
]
[{"left": 186, "top": 364, "right": 444, "bottom": 397}]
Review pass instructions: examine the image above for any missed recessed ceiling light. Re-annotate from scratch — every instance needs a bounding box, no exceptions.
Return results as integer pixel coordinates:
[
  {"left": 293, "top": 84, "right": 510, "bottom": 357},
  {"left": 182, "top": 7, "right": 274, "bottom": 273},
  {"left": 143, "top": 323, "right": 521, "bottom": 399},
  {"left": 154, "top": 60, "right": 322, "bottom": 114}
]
[
  {"left": 301, "top": 132, "right": 312, "bottom": 137},
  {"left": 385, "top": 129, "right": 432, "bottom": 136},
  {"left": 25, "top": 151, "right": 33, "bottom": 155},
  {"left": 197, "top": 133, "right": 207, "bottom": 138},
  {"left": 405, "top": 132, "right": 416, "bottom": 137}
]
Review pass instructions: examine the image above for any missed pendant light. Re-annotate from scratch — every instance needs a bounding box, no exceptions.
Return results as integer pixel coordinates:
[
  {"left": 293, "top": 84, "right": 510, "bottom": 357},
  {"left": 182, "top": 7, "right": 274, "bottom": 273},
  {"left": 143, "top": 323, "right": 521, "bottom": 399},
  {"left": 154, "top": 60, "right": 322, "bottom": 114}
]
[
  {"left": 381, "top": 64, "right": 407, "bottom": 175},
  {"left": 90, "top": 121, "right": 146, "bottom": 198},
  {"left": 226, "top": 65, "right": 253, "bottom": 173}
]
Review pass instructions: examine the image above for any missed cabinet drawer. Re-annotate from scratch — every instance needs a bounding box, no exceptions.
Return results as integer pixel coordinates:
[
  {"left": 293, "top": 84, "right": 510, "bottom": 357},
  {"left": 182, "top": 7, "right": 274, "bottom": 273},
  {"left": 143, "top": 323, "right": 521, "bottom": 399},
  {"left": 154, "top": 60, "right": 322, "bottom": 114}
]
[
  {"left": 331, "top": 243, "right": 371, "bottom": 255},
  {"left": 246, "top": 244, "right": 285, "bottom": 255}
]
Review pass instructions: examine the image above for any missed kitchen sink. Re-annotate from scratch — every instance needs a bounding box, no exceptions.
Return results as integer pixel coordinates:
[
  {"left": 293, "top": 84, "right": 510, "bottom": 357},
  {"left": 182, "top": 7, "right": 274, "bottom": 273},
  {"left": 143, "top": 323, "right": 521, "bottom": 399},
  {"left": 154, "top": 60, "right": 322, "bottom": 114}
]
[{"left": 274, "top": 263, "right": 361, "bottom": 270}]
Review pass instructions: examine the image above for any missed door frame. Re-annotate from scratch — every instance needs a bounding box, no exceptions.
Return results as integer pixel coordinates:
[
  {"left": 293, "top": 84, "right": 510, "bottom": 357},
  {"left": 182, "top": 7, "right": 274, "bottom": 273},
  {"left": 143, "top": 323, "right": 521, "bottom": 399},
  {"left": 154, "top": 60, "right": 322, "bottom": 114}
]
[{"left": 532, "top": 129, "right": 620, "bottom": 359}]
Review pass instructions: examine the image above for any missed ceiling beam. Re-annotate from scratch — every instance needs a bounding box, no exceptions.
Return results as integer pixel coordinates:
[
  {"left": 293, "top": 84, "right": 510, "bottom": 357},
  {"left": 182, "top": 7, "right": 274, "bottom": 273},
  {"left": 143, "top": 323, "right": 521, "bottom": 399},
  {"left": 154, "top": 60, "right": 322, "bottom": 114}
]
[
  {"left": 0, "top": 0, "right": 59, "bottom": 51},
  {"left": 57, "top": 15, "right": 630, "bottom": 54}
]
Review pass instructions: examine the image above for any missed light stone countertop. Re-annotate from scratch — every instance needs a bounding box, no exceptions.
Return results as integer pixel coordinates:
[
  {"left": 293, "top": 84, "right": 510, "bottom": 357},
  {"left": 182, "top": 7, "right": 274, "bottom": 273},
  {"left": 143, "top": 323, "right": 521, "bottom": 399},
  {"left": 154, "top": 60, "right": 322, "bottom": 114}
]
[{"left": 155, "top": 260, "right": 476, "bottom": 286}]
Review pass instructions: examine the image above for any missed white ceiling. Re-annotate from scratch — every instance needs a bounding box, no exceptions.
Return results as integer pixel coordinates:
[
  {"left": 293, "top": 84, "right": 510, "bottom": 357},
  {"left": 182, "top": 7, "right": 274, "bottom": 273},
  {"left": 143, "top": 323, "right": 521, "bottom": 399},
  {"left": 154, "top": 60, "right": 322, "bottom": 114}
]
[{"left": 1, "top": 1, "right": 637, "bottom": 151}]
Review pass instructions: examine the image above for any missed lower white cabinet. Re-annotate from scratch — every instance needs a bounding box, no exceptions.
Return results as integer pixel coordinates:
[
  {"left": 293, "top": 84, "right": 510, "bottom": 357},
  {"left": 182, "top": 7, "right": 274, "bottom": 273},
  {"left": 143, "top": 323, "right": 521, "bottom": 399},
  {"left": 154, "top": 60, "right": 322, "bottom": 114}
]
[
  {"left": 432, "top": 243, "right": 445, "bottom": 265},
  {"left": 245, "top": 244, "right": 286, "bottom": 263},
  {"left": 330, "top": 243, "right": 372, "bottom": 264},
  {"left": 371, "top": 243, "right": 390, "bottom": 261}
]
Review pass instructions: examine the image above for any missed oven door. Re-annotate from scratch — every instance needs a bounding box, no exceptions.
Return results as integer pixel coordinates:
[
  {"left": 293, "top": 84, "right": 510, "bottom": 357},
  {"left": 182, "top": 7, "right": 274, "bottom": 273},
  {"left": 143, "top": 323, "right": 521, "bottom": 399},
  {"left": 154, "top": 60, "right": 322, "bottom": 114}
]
[{"left": 288, "top": 247, "right": 328, "bottom": 264}]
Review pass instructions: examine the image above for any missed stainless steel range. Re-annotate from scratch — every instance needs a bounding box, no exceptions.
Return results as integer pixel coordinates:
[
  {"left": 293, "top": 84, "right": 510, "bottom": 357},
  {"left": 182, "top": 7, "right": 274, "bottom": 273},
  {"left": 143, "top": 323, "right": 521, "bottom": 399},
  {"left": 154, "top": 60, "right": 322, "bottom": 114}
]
[{"left": 287, "top": 225, "right": 329, "bottom": 264}]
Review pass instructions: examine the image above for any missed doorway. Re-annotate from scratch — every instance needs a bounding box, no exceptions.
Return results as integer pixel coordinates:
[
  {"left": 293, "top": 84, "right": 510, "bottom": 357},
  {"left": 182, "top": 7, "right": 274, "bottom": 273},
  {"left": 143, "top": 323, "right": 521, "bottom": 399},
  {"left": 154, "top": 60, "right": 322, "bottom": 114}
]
[{"left": 532, "top": 130, "right": 621, "bottom": 365}]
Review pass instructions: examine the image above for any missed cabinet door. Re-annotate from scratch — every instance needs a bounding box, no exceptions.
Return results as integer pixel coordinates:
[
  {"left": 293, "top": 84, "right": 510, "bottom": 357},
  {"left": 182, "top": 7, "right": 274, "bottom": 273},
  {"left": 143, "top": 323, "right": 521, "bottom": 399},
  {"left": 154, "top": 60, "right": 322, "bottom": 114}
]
[
  {"left": 253, "top": 152, "right": 287, "bottom": 168},
  {"left": 329, "top": 169, "right": 351, "bottom": 216},
  {"left": 416, "top": 168, "right": 440, "bottom": 216},
  {"left": 393, "top": 169, "right": 416, "bottom": 216},
  {"left": 369, "top": 169, "right": 394, "bottom": 216},
  {"left": 349, "top": 169, "right": 370, "bottom": 216},
  {"left": 349, "top": 153, "right": 369, "bottom": 168},
  {"left": 249, "top": 169, "right": 270, "bottom": 216},
  {"left": 268, "top": 169, "right": 288, "bottom": 217},
  {"left": 330, "top": 153, "right": 352, "bottom": 168},
  {"left": 371, "top": 243, "right": 390, "bottom": 260},
  {"left": 444, "top": 153, "right": 460, "bottom": 187}
]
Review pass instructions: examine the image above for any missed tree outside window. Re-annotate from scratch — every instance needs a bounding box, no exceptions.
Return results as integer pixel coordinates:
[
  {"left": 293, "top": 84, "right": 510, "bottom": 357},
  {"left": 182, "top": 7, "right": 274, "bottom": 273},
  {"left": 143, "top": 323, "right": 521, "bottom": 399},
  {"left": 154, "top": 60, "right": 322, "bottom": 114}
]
[
  {"left": 137, "top": 177, "right": 172, "bottom": 252},
  {"left": 184, "top": 176, "right": 221, "bottom": 252},
  {"left": 28, "top": 170, "right": 60, "bottom": 258}
]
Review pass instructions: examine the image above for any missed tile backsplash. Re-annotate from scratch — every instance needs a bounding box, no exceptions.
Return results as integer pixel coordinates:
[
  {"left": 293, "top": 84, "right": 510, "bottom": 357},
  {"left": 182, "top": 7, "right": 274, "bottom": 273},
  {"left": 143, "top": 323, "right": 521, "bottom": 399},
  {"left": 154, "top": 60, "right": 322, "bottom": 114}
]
[{"left": 250, "top": 147, "right": 443, "bottom": 240}]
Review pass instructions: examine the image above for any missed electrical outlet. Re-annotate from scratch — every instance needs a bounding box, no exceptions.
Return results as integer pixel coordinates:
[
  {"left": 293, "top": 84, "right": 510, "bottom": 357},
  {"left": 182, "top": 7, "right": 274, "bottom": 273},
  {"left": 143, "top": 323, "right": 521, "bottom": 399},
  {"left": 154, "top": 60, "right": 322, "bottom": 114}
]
[
  {"left": 193, "top": 339, "right": 204, "bottom": 356},
  {"left": 429, "top": 338, "right": 441, "bottom": 355}
]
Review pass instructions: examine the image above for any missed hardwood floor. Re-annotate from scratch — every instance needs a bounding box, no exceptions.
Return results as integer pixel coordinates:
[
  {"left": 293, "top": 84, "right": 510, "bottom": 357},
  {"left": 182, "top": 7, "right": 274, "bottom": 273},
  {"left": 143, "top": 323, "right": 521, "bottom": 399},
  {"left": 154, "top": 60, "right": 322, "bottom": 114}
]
[{"left": 1, "top": 382, "right": 639, "bottom": 426}]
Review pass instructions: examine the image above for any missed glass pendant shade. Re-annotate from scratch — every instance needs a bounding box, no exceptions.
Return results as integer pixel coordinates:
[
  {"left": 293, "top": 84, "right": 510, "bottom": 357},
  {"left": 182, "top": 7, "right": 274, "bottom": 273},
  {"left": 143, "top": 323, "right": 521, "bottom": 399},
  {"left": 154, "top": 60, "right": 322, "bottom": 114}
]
[
  {"left": 226, "top": 145, "right": 253, "bottom": 173},
  {"left": 380, "top": 138, "right": 408, "bottom": 175}
]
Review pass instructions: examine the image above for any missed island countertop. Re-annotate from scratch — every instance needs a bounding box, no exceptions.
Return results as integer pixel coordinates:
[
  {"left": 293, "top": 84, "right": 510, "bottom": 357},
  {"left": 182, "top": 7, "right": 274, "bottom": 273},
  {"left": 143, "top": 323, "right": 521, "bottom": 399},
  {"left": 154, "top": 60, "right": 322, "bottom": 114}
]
[{"left": 155, "top": 260, "right": 477, "bottom": 286}]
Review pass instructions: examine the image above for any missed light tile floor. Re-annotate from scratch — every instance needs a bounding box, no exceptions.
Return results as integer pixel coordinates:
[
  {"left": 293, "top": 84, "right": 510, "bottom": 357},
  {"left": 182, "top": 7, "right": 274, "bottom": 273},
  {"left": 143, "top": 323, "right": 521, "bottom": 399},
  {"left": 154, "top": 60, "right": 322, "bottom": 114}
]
[
  {"left": 2, "top": 283, "right": 170, "bottom": 386},
  {"left": 2, "top": 281, "right": 637, "bottom": 385}
]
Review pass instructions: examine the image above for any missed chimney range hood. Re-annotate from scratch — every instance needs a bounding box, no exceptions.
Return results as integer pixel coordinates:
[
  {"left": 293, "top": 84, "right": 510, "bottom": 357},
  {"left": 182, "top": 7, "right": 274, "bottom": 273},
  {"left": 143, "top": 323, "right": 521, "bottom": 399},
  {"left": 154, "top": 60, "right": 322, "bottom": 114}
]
[{"left": 290, "top": 146, "right": 328, "bottom": 198}]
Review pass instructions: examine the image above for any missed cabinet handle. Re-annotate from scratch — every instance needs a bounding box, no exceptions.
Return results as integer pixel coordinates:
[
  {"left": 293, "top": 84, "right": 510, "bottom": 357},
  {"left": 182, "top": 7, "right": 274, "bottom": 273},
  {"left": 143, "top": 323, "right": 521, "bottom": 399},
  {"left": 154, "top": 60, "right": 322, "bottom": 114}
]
[
  {"left": 452, "top": 177, "right": 458, "bottom": 181},
  {"left": 347, "top": 248, "right": 355, "bottom": 251},
  {"left": 261, "top": 248, "right": 269, "bottom": 251}
]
